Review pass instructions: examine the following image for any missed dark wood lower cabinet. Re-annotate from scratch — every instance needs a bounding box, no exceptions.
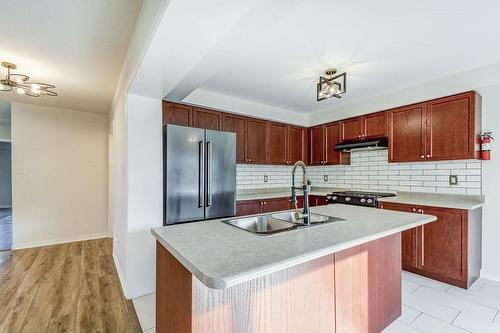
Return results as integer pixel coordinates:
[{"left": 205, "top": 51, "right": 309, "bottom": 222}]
[
  {"left": 379, "top": 202, "right": 481, "bottom": 288},
  {"left": 236, "top": 195, "right": 328, "bottom": 216}
]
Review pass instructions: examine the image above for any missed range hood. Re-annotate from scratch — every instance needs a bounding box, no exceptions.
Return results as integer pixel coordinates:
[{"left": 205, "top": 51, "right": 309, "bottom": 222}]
[{"left": 334, "top": 137, "right": 388, "bottom": 152}]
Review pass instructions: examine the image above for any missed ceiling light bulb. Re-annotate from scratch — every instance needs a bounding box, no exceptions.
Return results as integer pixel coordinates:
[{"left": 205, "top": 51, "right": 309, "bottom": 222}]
[
  {"left": 17, "top": 87, "right": 25, "bottom": 94},
  {"left": 0, "top": 84, "right": 4, "bottom": 90},
  {"left": 31, "top": 83, "right": 40, "bottom": 90},
  {"left": 328, "top": 84, "right": 339, "bottom": 95}
]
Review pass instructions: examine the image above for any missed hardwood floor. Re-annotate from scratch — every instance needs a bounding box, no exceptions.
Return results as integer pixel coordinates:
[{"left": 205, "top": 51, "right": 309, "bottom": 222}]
[{"left": 0, "top": 238, "right": 142, "bottom": 333}]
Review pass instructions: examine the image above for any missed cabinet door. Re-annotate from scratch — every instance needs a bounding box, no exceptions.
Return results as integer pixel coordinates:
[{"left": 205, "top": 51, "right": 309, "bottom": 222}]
[
  {"left": 325, "top": 122, "right": 350, "bottom": 165},
  {"left": 245, "top": 119, "right": 269, "bottom": 163},
  {"left": 222, "top": 114, "right": 246, "bottom": 163},
  {"left": 162, "top": 102, "right": 192, "bottom": 126},
  {"left": 236, "top": 200, "right": 261, "bottom": 216},
  {"left": 260, "top": 198, "right": 290, "bottom": 213},
  {"left": 417, "top": 206, "right": 466, "bottom": 282},
  {"left": 340, "top": 117, "right": 362, "bottom": 141},
  {"left": 426, "top": 92, "right": 476, "bottom": 161},
  {"left": 268, "top": 123, "right": 288, "bottom": 164},
  {"left": 309, "top": 126, "right": 325, "bottom": 165},
  {"left": 288, "top": 126, "right": 306, "bottom": 165},
  {"left": 192, "top": 107, "right": 221, "bottom": 130},
  {"left": 315, "top": 196, "right": 328, "bottom": 206},
  {"left": 378, "top": 202, "right": 417, "bottom": 269},
  {"left": 363, "top": 112, "right": 387, "bottom": 139},
  {"left": 388, "top": 103, "right": 426, "bottom": 163}
]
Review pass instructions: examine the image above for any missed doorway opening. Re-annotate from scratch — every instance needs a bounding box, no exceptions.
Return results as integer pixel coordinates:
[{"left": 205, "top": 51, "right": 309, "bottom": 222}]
[{"left": 0, "top": 101, "right": 12, "bottom": 251}]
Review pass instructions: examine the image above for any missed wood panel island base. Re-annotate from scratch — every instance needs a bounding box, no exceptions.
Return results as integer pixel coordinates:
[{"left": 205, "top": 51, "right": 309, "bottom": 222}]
[{"left": 156, "top": 234, "right": 401, "bottom": 333}]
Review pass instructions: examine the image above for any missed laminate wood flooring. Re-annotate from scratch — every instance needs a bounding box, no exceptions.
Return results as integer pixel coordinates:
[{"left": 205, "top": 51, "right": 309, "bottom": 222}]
[{"left": 0, "top": 238, "right": 141, "bottom": 333}]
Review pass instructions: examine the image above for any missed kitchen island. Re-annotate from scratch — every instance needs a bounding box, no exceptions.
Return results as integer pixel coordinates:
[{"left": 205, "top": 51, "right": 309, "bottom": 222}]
[{"left": 152, "top": 204, "right": 436, "bottom": 333}]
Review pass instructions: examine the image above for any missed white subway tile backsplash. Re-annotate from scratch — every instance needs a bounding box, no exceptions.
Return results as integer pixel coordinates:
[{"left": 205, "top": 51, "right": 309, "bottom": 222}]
[{"left": 236, "top": 150, "right": 482, "bottom": 195}]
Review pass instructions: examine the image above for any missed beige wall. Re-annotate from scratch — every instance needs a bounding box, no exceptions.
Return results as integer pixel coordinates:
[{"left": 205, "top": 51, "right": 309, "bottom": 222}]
[{"left": 11, "top": 103, "right": 109, "bottom": 249}]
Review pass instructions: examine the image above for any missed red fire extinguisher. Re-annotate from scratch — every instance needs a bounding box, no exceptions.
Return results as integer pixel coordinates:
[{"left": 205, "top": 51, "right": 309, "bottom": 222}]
[{"left": 481, "top": 132, "right": 493, "bottom": 160}]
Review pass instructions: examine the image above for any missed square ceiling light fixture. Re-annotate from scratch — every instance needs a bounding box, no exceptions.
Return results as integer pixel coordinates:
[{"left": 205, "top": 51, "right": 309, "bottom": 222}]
[{"left": 316, "top": 68, "right": 346, "bottom": 101}]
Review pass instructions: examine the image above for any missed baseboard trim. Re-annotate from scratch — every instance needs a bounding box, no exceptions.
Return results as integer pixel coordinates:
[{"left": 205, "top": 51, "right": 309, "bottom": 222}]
[
  {"left": 480, "top": 270, "right": 500, "bottom": 283},
  {"left": 113, "top": 250, "right": 129, "bottom": 299},
  {"left": 12, "top": 232, "right": 111, "bottom": 250}
]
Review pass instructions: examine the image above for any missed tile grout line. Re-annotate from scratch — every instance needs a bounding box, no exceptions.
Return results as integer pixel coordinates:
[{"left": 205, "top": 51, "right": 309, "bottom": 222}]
[{"left": 492, "top": 309, "right": 499, "bottom": 324}]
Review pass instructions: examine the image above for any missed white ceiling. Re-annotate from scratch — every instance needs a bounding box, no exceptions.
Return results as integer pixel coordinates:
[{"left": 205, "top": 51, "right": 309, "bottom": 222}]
[
  {"left": 132, "top": 0, "right": 500, "bottom": 115},
  {"left": 0, "top": 0, "right": 141, "bottom": 113}
]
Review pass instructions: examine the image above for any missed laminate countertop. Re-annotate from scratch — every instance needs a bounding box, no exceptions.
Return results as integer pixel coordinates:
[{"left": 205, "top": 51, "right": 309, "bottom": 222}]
[
  {"left": 151, "top": 204, "right": 436, "bottom": 289},
  {"left": 378, "top": 191, "right": 484, "bottom": 210}
]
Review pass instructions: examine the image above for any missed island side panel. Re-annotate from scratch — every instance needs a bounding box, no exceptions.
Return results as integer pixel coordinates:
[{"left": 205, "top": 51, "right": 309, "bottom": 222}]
[
  {"left": 156, "top": 241, "right": 192, "bottom": 333},
  {"left": 191, "top": 254, "right": 336, "bottom": 333},
  {"left": 334, "top": 233, "right": 402, "bottom": 333}
]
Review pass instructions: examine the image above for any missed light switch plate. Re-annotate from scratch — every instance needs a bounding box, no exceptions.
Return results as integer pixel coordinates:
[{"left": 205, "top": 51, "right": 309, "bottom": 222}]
[
  {"left": 264, "top": 175, "right": 268, "bottom": 183},
  {"left": 324, "top": 175, "right": 328, "bottom": 182},
  {"left": 449, "top": 175, "right": 458, "bottom": 185}
]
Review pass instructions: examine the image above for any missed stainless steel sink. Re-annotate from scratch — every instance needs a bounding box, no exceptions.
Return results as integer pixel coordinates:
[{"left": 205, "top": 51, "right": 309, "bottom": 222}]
[
  {"left": 271, "top": 212, "right": 345, "bottom": 225},
  {"left": 223, "top": 216, "right": 298, "bottom": 235}
]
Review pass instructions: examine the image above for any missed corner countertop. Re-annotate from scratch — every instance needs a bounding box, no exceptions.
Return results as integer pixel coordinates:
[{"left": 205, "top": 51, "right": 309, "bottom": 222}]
[
  {"left": 151, "top": 204, "right": 436, "bottom": 289},
  {"left": 236, "top": 187, "right": 346, "bottom": 201},
  {"left": 378, "top": 191, "right": 484, "bottom": 210}
]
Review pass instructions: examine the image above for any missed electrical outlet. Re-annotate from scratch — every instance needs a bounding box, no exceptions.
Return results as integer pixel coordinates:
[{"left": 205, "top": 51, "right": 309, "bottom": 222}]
[
  {"left": 449, "top": 175, "right": 458, "bottom": 185},
  {"left": 324, "top": 175, "right": 328, "bottom": 182},
  {"left": 264, "top": 175, "right": 268, "bottom": 183}
]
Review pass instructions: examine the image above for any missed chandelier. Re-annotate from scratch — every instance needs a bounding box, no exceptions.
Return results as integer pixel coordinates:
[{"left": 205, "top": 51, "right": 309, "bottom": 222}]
[
  {"left": 0, "top": 62, "right": 57, "bottom": 97},
  {"left": 316, "top": 68, "right": 346, "bottom": 101}
]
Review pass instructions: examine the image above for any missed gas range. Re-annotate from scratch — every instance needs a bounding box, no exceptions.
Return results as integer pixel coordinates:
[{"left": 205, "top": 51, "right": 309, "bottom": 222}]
[{"left": 326, "top": 191, "right": 396, "bottom": 208}]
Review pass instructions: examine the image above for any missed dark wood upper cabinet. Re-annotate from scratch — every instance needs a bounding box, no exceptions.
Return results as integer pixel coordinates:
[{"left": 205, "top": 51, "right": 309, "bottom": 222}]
[
  {"left": 388, "top": 103, "right": 426, "bottom": 163},
  {"left": 309, "top": 125, "right": 325, "bottom": 165},
  {"left": 325, "top": 122, "right": 350, "bottom": 165},
  {"left": 222, "top": 114, "right": 246, "bottom": 163},
  {"left": 192, "top": 107, "right": 221, "bottom": 130},
  {"left": 269, "top": 122, "right": 288, "bottom": 164},
  {"left": 162, "top": 102, "right": 192, "bottom": 126},
  {"left": 363, "top": 112, "right": 387, "bottom": 139},
  {"left": 426, "top": 92, "right": 479, "bottom": 161},
  {"left": 340, "top": 118, "right": 362, "bottom": 141},
  {"left": 287, "top": 126, "right": 306, "bottom": 165},
  {"left": 245, "top": 118, "right": 269, "bottom": 163}
]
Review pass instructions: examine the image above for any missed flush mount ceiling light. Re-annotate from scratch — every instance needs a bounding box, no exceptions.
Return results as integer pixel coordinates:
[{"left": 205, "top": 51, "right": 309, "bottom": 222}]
[
  {"left": 0, "top": 62, "right": 57, "bottom": 97},
  {"left": 316, "top": 68, "right": 346, "bottom": 101}
]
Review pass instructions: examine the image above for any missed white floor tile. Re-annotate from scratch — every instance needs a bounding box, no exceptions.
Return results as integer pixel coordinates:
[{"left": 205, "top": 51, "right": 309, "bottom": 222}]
[
  {"left": 403, "top": 288, "right": 459, "bottom": 323},
  {"left": 493, "top": 311, "right": 500, "bottom": 325},
  {"left": 414, "top": 286, "right": 497, "bottom": 322},
  {"left": 403, "top": 278, "right": 421, "bottom": 297},
  {"left": 403, "top": 271, "right": 452, "bottom": 292},
  {"left": 480, "top": 280, "right": 500, "bottom": 299},
  {"left": 383, "top": 320, "right": 422, "bottom": 333},
  {"left": 411, "top": 314, "right": 468, "bottom": 333},
  {"left": 453, "top": 312, "right": 500, "bottom": 333},
  {"left": 132, "top": 293, "right": 156, "bottom": 331},
  {"left": 399, "top": 305, "right": 422, "bottom": 325},
  {"left": 143, "top": 328, "right": 155, "bottom": 333},
  {"left": 447, "top": 286, "right": 500, "bottom": 310}
]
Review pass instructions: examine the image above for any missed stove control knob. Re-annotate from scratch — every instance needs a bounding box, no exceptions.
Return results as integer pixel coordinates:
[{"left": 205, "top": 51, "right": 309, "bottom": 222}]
[
  {"left": 367, "top": 199, "right": 373, "bottom": 204},
  {"left": 345, "top": 197, "right": 351, "bottom": 202},
  {"left": 360, "top": 198, "right": 366, "bottom": 203},
  {"left": 331, "top": 196, "right": 337, "bottom": 201}
]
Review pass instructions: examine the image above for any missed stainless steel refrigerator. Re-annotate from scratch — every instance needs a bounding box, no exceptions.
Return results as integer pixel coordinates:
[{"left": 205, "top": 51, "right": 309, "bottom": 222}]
[{"left": 163, "top": 124, "right": 236, "bottom": 225}]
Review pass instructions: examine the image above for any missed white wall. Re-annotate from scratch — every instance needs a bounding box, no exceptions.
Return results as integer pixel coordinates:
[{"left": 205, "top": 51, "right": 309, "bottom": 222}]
[
  {"left": 308, "top": 62, "right": 500, "bottom": 281},
  {"left": 109, "top": 0, "right": 169, "bottom": 298},
  {"left": 183, "top": 89, "right": 309, "bottom": 126},
  {"left": 125, "top": 93, "right": 163, "bottom": 298},
  {"left": 0, "top": 143, "right": 12, "bottom": 207},
  {"left": 11, "top": 103, "right": 109, "bottom": 249}
]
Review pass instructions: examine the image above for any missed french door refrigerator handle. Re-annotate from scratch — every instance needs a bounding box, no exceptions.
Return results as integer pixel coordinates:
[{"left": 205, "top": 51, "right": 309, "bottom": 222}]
[
  {"left": 206, "top": 141, "right": 213, "bottom": 207},
  {"left": 198, "top": 141, "right": 205, "bottom": 207}
]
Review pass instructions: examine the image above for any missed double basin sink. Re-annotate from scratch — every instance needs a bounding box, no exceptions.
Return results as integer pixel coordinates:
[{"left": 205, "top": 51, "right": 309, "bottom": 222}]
[{"left": 223, "top": 212, "right": 345, "bottom": 235}]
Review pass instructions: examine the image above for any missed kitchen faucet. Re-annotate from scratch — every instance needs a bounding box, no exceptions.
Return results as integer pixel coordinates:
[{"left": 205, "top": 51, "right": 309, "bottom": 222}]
[{"left": 291, "top": 160, "right": 311, "bottom": 225}]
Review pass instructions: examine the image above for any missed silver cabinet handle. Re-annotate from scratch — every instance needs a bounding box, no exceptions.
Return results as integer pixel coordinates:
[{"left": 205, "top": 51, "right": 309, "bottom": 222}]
[
  {"left": 206, "top": 141, "right": 212, "bottom": 207},
  {"left": 421, "top": 155, "right": 425, "bottom": 159},
  {"left": 426, "top": 154, "right": 431, "bottom": 158},
  {"left": 412, "top": 208, "right": 417, "bottom": 212},
  {"left": 198, "top": 141, "right": 205, "bottom": 208}
]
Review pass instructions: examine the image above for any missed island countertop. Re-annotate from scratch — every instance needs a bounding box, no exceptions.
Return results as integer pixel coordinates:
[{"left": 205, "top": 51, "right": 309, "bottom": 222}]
[{"left": 151, "top": 204, "right": 436, "bottom": 289}]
